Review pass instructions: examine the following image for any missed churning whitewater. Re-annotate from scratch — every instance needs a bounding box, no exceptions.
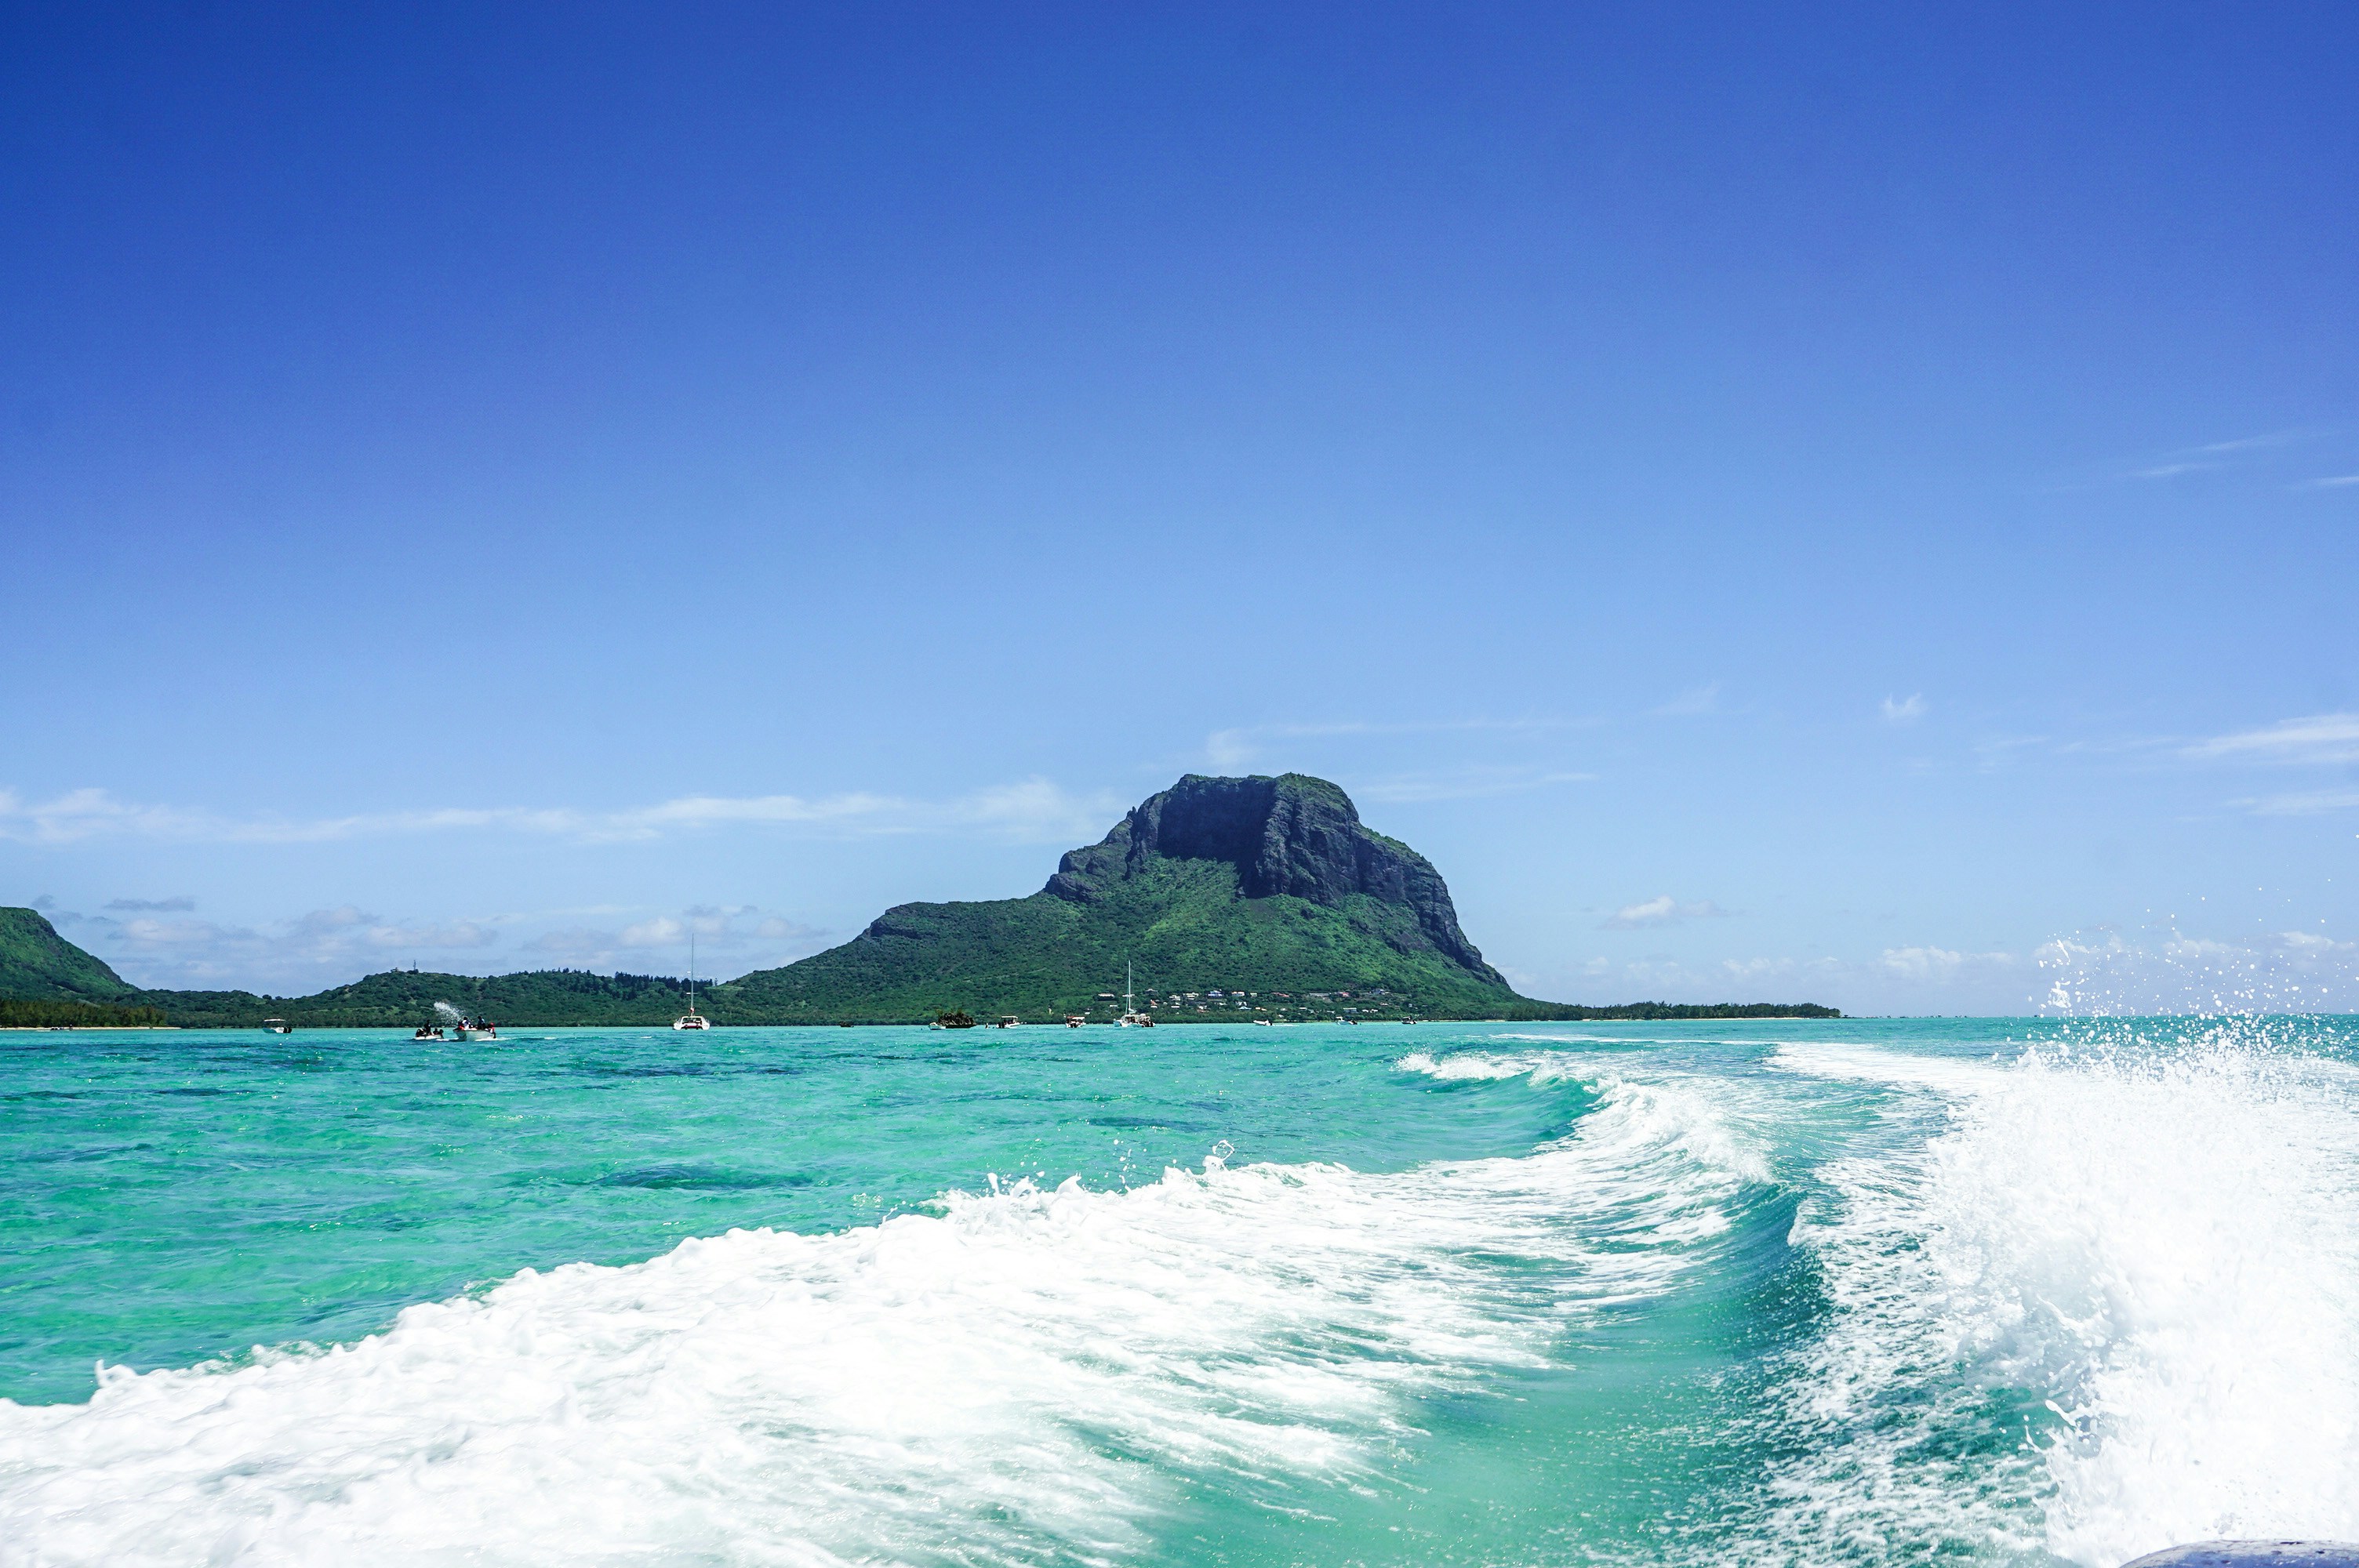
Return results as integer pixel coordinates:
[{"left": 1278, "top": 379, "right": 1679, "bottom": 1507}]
[{"left": 1, "top": 1018, "right": 2354, "bottom": 1566}]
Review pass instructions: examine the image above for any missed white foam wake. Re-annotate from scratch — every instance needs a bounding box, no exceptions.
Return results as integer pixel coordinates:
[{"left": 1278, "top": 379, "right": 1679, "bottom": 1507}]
[
  {"left": 1398, "top": 1050, "right": 1776, "bottom": 1186},
  {"left": 1398, "top": 1047, "right": 1584, "bottom": 1082},
  {"left": 1765, "top": 1031, "right": 2359, "bottom": 1566},
  {"left": 0, "top": 1096, "right": 1764, "bottom": 1568}
]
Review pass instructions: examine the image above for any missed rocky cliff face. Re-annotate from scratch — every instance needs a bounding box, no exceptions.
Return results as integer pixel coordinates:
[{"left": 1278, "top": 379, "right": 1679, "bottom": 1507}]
[{"left": 1044, "top": 773, "right": 1505, "bottom": 982}]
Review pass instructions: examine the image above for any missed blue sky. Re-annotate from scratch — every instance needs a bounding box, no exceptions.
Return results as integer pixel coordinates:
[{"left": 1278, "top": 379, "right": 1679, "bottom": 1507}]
[{"left": 3, "top": 3, "right": 2355, "bottom": 1014}]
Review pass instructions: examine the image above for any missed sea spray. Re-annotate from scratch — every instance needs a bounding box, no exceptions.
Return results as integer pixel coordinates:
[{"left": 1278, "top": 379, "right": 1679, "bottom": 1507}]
[{"left": 1765, "top": 1021, "right": 2359, "bottom": 1566}]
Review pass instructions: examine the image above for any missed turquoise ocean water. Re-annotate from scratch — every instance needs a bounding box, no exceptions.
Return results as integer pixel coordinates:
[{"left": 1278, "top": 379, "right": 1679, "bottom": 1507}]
[{"left": 3, "top": 1017, "right": 2356, "bottom": 1566}]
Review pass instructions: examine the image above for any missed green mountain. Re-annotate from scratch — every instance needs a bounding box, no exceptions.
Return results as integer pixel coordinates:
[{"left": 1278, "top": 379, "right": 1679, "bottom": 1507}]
[
  {"left": 0, "top": 907, "right": 141, "bottom": 1003},
  {"left": 0, "top": 773, "right": 1842, "bottom": 1025},
  {"left": 715, "top": 773, "right": 1836, "bottom": 1024},
  {"left": 720, "top": 772, "right": 1535, "bottom": 1022}
]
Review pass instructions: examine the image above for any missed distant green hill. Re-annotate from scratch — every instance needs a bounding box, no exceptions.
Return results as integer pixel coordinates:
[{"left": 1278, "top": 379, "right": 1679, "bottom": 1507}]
[
  {"left": 0, "top": 909, "right": 712, "bottom": 1029},
  {"left": 0, "top": 774, "right": 1842, "bottom": 1026},
  {"left": 0, "top": 908, "right": 142, "bottom": 1003},
  {"left": 139, "top": 968, "right": 709, "bottom": 1029}
]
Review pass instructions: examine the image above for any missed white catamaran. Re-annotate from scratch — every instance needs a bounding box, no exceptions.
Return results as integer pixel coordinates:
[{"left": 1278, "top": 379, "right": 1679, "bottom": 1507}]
[{"left": 674, "top": 932, "right": 711, "bottom": 1030}]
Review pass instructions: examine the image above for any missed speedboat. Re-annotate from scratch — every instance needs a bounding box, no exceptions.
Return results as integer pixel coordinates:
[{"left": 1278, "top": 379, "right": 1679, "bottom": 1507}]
[
  {"left": 412, "top": 1025, "right": 446, "bottom": 1041},
  {"left": 262, "top": 1018, "right": 293, "bottom": 1035}
]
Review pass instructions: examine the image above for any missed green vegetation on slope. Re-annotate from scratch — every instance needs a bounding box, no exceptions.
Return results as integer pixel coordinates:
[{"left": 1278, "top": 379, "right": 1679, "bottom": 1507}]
[
  {"left": 0, "top": 997, "right": 169, "bottom": 1028},
  {"left": 0, "top": 909, "right": 141, "bottom": 1003},
  {"left": 718, "top": 855, "right": 1536, "bottom": 1022}
]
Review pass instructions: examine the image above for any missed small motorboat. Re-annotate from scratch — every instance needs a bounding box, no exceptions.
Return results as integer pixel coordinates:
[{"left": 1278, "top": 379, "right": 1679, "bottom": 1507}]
[
  {"left": 412, "top": 1025, "right": 446, "bottom": 1041},
  {"left": 261, "top": 1018, "right": 293, "bottom": 1035},
  {"left": 1066, "top": 1015, "right": 1086, "bottom": 1027},
  {"left": 452, "top": 1017, "right": 496, "bottom": 1041}
]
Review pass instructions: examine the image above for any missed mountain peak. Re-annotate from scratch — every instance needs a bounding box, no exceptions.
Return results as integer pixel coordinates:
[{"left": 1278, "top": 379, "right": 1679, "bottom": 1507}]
[{"left": 1043, "top": 772, "right": 1503, "bottom": 982}]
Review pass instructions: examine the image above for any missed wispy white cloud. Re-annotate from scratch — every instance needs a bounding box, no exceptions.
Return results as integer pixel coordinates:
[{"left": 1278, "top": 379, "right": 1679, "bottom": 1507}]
[
  {"left": 2122, "top": 428, "right": 2316, "bottom": 481},
  {"left": 2232, "top": 789, "right": 2359, "bottom": 817},
  {"left": 1546, "top": 921, "right": 2358, "bottom": 1015},
  {"left": 1353, "top": 767, "right": 1594, "bottom": 805},
  {"left": 525, "top": 906, "right": 833, "bottom": 972},
  {"left": 104, "top": 896, "right": 195, "bottom": 912},
  {"left": 0, "top": 779, "right": 1118, "bottom": 848},
  {"left": 1205, "top": 729, "right": 1258, "bottom": 769},
  {"left": 2302, "top": 474, "right": 2359, "bottom": 489},
  {"left": 1971, "top": 735, "right": 2047, "bottom": 771},
  {"left": 2192, "top": 430, "right": 2314, "bottom": 455},
  {"left": 352, "top": 918, "right": 497, "bottom": 950},
  {"left": 1881, "top": 693, "right": 1927, "bottom": 724},
  {"left": 1876, "top": 945, "right": 2017, "bottom": 983},
  {"left": 1602, "top": 895, "right": 1730, "bottom": 930},
  {"left": 2184, "top": 712, "right": 2359, "bottom": 766},
  {"left": 58, "top": 896, "right": 836, "bottom": 992},
  {"left": 1200, "top": 716, "right": 1586, "bottom": 772},
  {"left": 1554, "top": 950, "right": 1841, "bottom": 995},
  {"left": 88, "top": 904, "right": 503, "bottom": 989},
  {"left": 1652, "top": 683, "right": 1723, "bottom": 717}
]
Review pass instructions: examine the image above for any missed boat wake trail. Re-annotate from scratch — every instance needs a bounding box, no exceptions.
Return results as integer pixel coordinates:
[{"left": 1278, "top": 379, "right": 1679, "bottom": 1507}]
[
  {"left": 1762, "top": 1029, "right": 2359, "bottom": 1567},
  {"left": 0, "top": 1087, "right": 1762, "bottom": 1568}
]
